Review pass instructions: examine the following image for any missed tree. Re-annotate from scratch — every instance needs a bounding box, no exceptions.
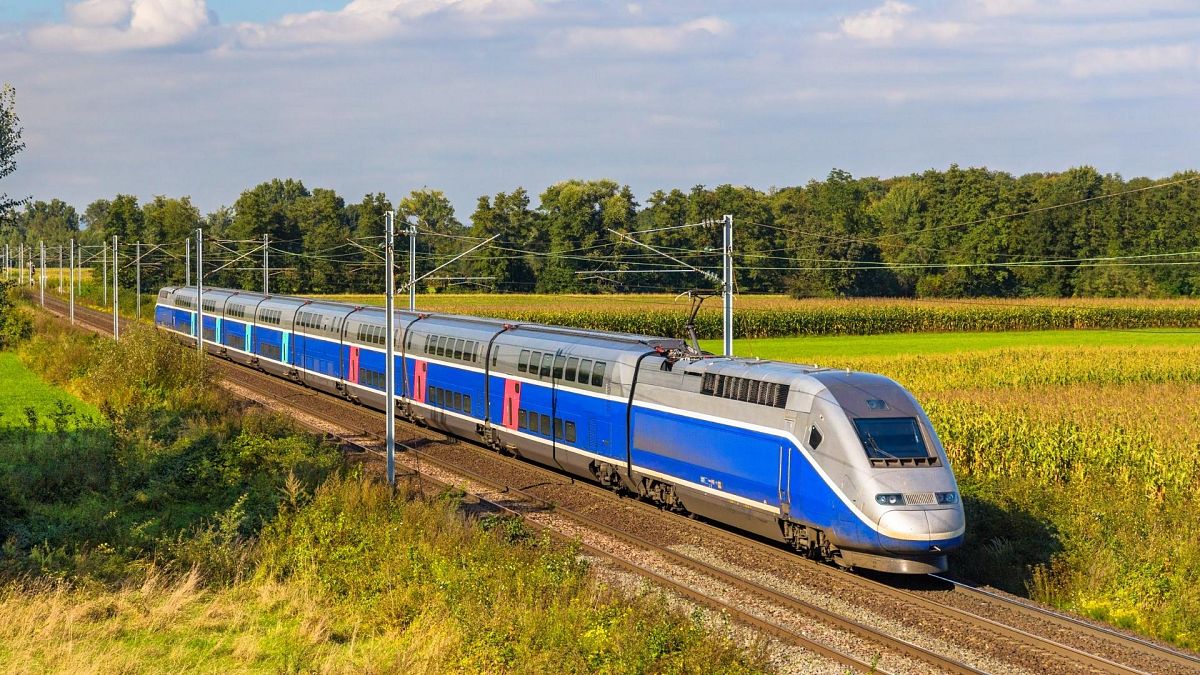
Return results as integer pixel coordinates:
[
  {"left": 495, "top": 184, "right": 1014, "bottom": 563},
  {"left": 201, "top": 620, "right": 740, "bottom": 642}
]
[
  {"left": 537, "top": 179, "right": 637, "bottom": 293},
  {"left": 348, "top": 192, "right": 392, "bottom": 292},
  {"left": 470, "top": 188, "right": 538, "bottom": 291},
  {"left": 399, "top": 189, "right": 464, "bottom": 293},
  {"left": 0, "top": 84, "right": 26, "bottom": 223},
  {"left": 292, "top": 188, "right": 350, "bottom": 293},
  {"left": 228, "top": 179, "right": 309, "bottom": 292}
]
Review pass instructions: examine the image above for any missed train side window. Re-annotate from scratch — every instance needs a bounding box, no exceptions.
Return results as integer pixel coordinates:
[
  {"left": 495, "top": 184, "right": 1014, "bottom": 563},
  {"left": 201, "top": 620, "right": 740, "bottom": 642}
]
[
  {"left": 553, "top": 355, "right": 565, "bottom": 379},
  {"left": 426, "top": 385, "right": 433, "bottom": 404},
  {"left": 463, "top": 394, "right": 471, "bottom": 412},
  {"left": 591, "top": 362, "right": 606, "bottom": 387},
  {"left": 518, "top": 350, "right": 530, "bottom": 372},
  {"left": 539, "top": 414, "right": 551, "bottom": 437},
  {"left": 453, "top": 339, "right": 463, "bottom": 360},
  {"left": 578, "top": 360, "right": 593, "bottom": 384},
  {"left": 491, "top": 348, "right": 498, "bottom": 367},
  {"left": 439, "top": 336, "right": 449, "bottom": 356},
  {"left": 539, "top": 354, "right": 552, "bottom": 378},
  {"left": 454, "top": 392, "right": 463, "bottom": 410},
  {"left": 554, "top": 418, "right": 563, "bottom": 439},
  {"left": 565, "top": 421, "right": 576, "bottom": 443},
  {"left": 565, "top": 358, "right": 578, "bottom": 382},
  {"left": 518, "top": 409, "right": 528, "bottom": 430},
  {"left": 425, "top": 334, "right": 433, "bottom": 354},
  {"left": 808, "top": 426, "right": 823, "bottom": 450}
]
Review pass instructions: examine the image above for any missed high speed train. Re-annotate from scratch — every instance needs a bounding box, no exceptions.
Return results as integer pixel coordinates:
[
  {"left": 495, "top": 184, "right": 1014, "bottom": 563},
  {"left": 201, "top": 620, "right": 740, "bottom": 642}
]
[{"left": 155, "top": 285, "right": 965, "bottom": 574}]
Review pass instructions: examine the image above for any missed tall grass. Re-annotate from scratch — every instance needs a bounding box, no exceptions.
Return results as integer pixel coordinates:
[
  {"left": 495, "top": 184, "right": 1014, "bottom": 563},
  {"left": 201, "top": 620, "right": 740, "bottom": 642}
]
[{"left": 1, "top": 302, "right": 768, "bottom": 672}]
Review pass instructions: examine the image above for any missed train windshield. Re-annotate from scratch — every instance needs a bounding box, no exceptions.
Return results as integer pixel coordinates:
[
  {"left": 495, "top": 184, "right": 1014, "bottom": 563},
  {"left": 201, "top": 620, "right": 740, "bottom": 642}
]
[{"left": 853, "top": 417, "right": 929, "bottom": 459}]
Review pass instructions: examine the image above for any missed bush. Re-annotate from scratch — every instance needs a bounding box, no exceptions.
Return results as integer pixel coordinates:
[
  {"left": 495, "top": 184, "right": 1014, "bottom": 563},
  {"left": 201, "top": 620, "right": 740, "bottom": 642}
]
[{"left": 0, "top": 280, "right": 32, "bottom": 349}]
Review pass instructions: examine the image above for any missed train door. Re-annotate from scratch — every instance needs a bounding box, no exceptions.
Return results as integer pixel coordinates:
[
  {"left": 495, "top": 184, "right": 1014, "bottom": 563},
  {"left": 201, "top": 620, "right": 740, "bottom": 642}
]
[
  {"left": 348, "top": 346, "right": 360, "bottom": 385},
  {"left": 778, "top": 443, "right": 792, "bottom": 518},
  {"left": 502, "top": 380, "right": 521, "bottom": 429},
  {"left": 412, "top": 360, "right": 428, "bottom": 403}
]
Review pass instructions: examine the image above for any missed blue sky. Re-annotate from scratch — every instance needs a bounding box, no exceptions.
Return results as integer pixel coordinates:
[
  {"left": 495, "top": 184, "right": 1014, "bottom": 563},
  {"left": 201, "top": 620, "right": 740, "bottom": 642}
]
[{"left": 1, "top": 1, "right": 1197, "bottom": 221}]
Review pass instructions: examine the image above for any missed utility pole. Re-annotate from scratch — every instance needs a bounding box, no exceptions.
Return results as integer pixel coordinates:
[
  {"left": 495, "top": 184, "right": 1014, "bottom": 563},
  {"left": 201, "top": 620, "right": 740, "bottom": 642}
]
[
  {"left": 69, "top": 239, "right": 75, "bottom": 325},
  {"left": 3, "top": 243, "right": 7, "bottom": 280},
  {"left": 39, "top": 241, "right": 45, "bottom": 307},
  {"left": 196, "top": 228, "right": 203, "bottom": 357},
  {"left": 135, "top": 241, "right": 142, "bottom": 319},
  {"left": 112, "top": 235, "right": 119, "bottom": 340},
  {"left": 385, "top": 211, "right": 397, "bottom": 487},
  {"left": 263, "top": 233, "right": 269, "bottom": 294},
  {"left": 185, "top": 236, "right": 191, "bottom": 286},
  {"left": 17, "top": 243, "right": 22, "bottom": 284},
  {"left": 407, "top": 217, "right": 416, "bottom": 311},
  {"left": 722, "top": 214, "right": 733, "bottom": 358},
  {"left": 102, "top": 240, "right": 108, "bottom": 306},
  {"left": 58, "top": 245, "right": 63, "bottom": 292}
]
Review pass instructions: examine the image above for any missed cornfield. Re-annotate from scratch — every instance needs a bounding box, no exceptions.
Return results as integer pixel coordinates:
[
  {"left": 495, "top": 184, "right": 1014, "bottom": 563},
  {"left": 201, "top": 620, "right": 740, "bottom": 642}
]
[{"left": 315, "top": 294, "right": 1200, "bottom": 338}]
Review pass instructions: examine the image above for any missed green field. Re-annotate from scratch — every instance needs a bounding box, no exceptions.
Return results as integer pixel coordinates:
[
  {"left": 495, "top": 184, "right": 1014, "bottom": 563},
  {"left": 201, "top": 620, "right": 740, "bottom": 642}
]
[
  {"left": 0, "top": 351, "right": 96, "bottom": 428},
  {"left": 703, "top": 328, "right": 1200, "bottom": 360}
]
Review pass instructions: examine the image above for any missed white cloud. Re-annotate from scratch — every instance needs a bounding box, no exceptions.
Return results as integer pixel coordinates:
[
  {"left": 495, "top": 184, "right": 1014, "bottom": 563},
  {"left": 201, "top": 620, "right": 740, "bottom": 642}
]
[
  {"left": 553, "top": 16, "right": 730, "bottom": 54},
  {"left": 977, "top": 0, "right": 1194, "bottom": 18},
  {"left": 30, "top": 0, "right": 213, "bottom": 52},
  {"left": 841, "top": 0, "right": 913, "bottom": 41},
  {"left": 1071, "top": 43, "right": 1200, "bottom": 77},
  {"left": 234, "top": 0, "right": 540, "bottom": 48},
  {"left": 840, "top": 1, "right": 966, "bottom": 44}
]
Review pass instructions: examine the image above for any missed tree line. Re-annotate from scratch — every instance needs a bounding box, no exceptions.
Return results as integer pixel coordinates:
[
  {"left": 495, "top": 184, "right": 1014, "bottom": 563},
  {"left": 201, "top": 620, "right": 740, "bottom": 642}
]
[{"left": 3, "top": 166, "right": 1199, "bottom": 298}]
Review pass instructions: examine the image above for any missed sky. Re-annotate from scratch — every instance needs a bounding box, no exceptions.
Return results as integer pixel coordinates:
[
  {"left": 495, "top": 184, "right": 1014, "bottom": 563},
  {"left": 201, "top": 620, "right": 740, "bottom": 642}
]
[{"left": 1, "top": 0, "right": 1198, "bottom": 222}]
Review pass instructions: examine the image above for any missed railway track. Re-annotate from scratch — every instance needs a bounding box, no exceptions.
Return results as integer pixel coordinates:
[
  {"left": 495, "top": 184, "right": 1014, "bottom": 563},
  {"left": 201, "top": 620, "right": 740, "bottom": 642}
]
[{"left": 35, "top": 293, "right": 1200, "bottom": 674}]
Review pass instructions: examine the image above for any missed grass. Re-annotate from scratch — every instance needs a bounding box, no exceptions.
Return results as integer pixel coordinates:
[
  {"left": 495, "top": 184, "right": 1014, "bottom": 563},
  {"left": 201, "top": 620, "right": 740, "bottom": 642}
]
[
  {"left": 0, "top": 480, "right": 766, "bottom": 674},
  {"left": 0, "top": 351, "right": 98, "bottom": 429},
  {"left": 0, "top": 306, "right": 769, "bottom": 673}
]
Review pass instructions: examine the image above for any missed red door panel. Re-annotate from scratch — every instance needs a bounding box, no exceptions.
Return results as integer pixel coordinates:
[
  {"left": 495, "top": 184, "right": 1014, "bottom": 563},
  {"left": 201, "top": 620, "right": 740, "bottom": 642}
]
[
  {"left": 502, "top": 379, "right": 521, "bottom": 429},
  {"left": 348, "top": 346, "right": 360, "bottom": 384},
  {"left": 412, "top": 360, "right": 427, "bottom": 402}
]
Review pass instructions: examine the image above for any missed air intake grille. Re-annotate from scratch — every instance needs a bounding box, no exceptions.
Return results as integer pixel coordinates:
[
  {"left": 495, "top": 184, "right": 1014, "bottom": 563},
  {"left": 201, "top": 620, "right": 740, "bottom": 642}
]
[
  {"left": 904, "top": 492, "right": 937, "bottom": 506},
  {"left": 700, "top": 373, "right": 789, "bottom": 408}
]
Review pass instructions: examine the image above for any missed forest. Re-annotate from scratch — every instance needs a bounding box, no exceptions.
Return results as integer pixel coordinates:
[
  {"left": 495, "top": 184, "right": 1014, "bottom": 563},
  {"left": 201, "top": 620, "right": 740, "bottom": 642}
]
[{"left": 2, "top": 166, "right": 1199, "bottom": 298}]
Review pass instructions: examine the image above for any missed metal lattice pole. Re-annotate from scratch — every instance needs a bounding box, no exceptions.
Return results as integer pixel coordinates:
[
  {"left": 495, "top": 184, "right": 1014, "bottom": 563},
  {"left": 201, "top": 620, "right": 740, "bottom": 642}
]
[
  {"left": 196, "top": 228, "right": 203, "bottom": 357},
  {"left": 722, "top": 214, "right": 733, "bottom": 357},
  {"left": 39, "top": 241, "right": 45, "bottom": 307},
  {"left": 135, "top": 241, "right": 141, "bottom": 320},
  {"left": 408, "top": 218, "right": 416, "bottom": 311},
  {"left": 185, "top": 236, "right": 191, "bottom": 286},
  {"left": 263, "top": 233, "right": 269, "bottom": 294},
  {"left": 102, "top": 241, "right": 108, "bottom": 306},
  {"left": 58, "top": 245, "right": 63, "bottom": 292},
  {"left": 112, "top": 235, "right": 119, "bottom": 340},
  {"left": 69, "top": 239, "right": 75, "bottom": 325},
  {"left": 385, "top": 211, "right": 396, "bottom": 487}
]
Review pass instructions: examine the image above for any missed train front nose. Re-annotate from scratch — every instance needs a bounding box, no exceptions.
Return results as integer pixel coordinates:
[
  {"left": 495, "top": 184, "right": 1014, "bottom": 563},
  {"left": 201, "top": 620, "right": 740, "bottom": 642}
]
[{"left": 877, "top": 506, "right": 965, "bottom": 555}]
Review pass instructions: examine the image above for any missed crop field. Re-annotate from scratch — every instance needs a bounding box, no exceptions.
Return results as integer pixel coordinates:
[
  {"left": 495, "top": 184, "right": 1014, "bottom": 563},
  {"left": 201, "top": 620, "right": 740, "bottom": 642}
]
[{"left": 311, "top": 293, "right": 1200, "bottom": 339}]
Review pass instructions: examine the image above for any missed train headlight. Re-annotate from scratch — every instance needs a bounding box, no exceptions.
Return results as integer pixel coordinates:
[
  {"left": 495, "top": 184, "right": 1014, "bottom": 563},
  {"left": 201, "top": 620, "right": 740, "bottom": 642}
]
[
  {"left": 875, "top": 493, "right": 905, "bottom": 506},
  {"left": 936, "top": 491, "right": 958, "bottom": 505}
]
